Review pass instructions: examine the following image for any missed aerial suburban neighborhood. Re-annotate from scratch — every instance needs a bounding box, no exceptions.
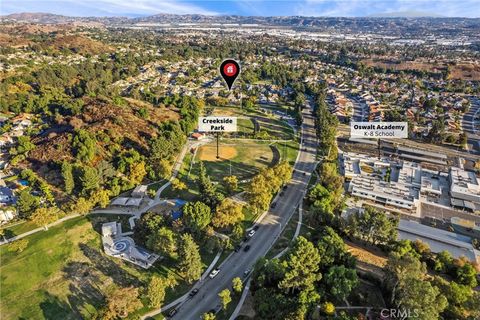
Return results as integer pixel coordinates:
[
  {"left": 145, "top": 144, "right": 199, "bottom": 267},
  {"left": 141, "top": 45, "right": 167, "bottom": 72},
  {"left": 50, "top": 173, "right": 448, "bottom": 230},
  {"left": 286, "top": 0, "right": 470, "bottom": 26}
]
[{"left": 0, "top": 1, "right": 479, "bottom": 320}]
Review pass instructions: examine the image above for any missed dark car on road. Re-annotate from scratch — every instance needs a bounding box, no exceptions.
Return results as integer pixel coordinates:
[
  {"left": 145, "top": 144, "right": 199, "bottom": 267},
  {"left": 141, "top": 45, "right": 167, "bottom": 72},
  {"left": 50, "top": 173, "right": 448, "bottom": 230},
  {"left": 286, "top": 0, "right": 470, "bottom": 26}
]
[
  {"left": 168, "top": 308, "right": 177, "bottom": 317},
  {"left": 189, "top": 288, "right": 199, "bottom": 297},
  {"left": 244, "top": 245, "right": 251, "bottom": 252},
  {"left": 234, "top": 244, "right": 242, "bottom": 252},
  {"left": 270, "top": 202, "right": 277, "bottom": 209}
]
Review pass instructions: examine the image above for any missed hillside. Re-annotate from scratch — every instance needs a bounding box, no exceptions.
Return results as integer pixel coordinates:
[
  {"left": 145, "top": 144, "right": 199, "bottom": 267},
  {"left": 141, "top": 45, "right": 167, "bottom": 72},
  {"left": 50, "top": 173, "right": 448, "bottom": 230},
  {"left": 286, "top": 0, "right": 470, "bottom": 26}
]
[{"left": 29, "top": 97, "right": 178, "bottom": 163}]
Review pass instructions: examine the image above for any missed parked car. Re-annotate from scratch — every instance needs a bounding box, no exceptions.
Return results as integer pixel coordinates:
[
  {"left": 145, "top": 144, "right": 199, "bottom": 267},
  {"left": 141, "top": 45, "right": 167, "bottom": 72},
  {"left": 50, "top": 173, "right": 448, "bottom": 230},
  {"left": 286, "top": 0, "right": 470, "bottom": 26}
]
[
  {"left": 209, "top": 268, "right": 220, "bottom": 279},
  {"left": 248, "top": 229, "right": 256, "bottom": 237},
  {"left": 244, "top": 245, "right": 251, "bottom": 252},
  {"left": 234, "top": 244, "right": 242, "bottom": 252},
  {"left": 189, "top": 288, "right": 199, "bottom": 297},
  {"left": 253, "top": 225, "right": 260, "bottom": 231},
  {"left": 243, "top": 269, "right": 251, "bottom": 278},
  {"left": 270, "top": 202, "right": 277, "bottom": 209}
]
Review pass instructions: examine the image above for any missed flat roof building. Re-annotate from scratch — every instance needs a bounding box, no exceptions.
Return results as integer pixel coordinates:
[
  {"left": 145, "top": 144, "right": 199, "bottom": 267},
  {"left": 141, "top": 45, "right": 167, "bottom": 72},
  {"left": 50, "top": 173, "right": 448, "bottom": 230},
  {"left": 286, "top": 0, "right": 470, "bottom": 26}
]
[{"left": 449, "top": 167, "right": 480, "bottom": 211}]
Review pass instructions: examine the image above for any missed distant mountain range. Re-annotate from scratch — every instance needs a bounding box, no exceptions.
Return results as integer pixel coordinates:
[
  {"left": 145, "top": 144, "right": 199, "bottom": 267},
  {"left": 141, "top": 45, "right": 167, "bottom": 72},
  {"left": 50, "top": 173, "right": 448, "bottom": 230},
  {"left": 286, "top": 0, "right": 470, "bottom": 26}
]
[
  {"left": 1, "top": 12, "right": 479, "bottom": 38},
  {"left": 368, "top": 11, "right": 445, "bottom": 18},
  {"left": 1, "top": 12, "right": 475, "bottom": 25}
]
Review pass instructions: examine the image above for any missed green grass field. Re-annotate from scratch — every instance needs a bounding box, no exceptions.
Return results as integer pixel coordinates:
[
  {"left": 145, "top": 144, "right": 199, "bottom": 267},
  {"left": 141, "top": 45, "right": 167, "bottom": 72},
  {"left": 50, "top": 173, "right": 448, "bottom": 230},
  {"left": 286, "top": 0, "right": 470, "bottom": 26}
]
[
  {"left": 210, "top": 106, "right": 296, "bottom": 140},
  {"left": 0, "top": 215, "right": 217, "bottom": 320},
  {"left": 162, "top": 139, "right": 283, "bottom": 201},
  {"left": 1, "top": 219, "right": 40, "bottom": 239}
]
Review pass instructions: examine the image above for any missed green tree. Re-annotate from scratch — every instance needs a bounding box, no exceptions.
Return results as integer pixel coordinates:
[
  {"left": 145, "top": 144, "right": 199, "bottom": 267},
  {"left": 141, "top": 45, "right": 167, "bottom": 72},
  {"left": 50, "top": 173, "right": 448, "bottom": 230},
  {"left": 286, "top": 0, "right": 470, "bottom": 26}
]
[
  {"left": 17, "top": 188, "right": 39, "bottom": 218},
  {"left": 61, "top": 161, "right": 75, "bottom": 194},
  {"left": 198, "top": 161, "right": 223, "bottom": 208},
  {"left": 279, "top": 236, "right": 321, "bottom": 293},
  {"left": 78, "top": 165, "right": 100, "bottom": 195},
  {"left": 183, "top": 201, "right": 212, "bottom": 233},
  {"left": 223, "top": 175, "right": 238, "bottom": 194},
  {"left": 218, "top": 289, "right": 232, "bottom": 311},
  {"left": 317, "top": 227, "right": 353, "bottom": 269},
  {"left": 101, "top": 286, "right": 143, "bottom": 320},
  {"left": 129, "top": 161, "right": 147, "bottom": 184},
  {"left": 178, "top": 233, "right": 202, "bottom": 283},
  {"left": 72, "top": 197, "right": 94, "bottom": 214},
  {"left": 347, "top": 206, "right": 398, "bottom": 247},
  {"left": 212, "top": 199, "right": 244, "bottom": 229},
  {"left": 72, "top": 129, "right": 96, "bottom": 162},
  {"left": 396, "top": 277, "right": 447, "bottom": 320},
  {"left": 172, "top": 178, "right": 187, "bottom": 191},
  {"left": 232, "top": 277, "right": 243, "bottom": 294},
  {"left": 324, "top": 266, "right": 358, "bottom": 301},
  {"left": 455, "top": 262, "right": 478, "bottom": 288},
  {"left": 92, "top": 188, "right": 110, "bottom": 208},
  {"left": 30, "top": 206, "right": 61, "bottom": 230},
  {"left": 384, "top": 251, "right": 447, "bottom": 319},
  {"left": 147, "top": 227, "right": 177, "bottom": 258},
  {"left": 202, "top": 313, "right": 216, "bottom": 320},
  {"left": 434, "top": 276, "right": 479, "bottom": 320},
  {"left": 247, "top": 174, "right": 272, "bottom": 213},
  {"left": 134, "top": 212, "right": 165, "bottom": 245},
  {"left": 146, "top": 274, "right": 177, "bottom": 308}
]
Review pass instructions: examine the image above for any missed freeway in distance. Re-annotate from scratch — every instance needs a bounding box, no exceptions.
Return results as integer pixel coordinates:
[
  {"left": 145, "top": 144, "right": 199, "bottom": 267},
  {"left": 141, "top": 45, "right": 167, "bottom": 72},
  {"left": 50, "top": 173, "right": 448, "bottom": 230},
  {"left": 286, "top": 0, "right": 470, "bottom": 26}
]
[{"left": 169, "top": 103, "right": 319, "bottom": 320}]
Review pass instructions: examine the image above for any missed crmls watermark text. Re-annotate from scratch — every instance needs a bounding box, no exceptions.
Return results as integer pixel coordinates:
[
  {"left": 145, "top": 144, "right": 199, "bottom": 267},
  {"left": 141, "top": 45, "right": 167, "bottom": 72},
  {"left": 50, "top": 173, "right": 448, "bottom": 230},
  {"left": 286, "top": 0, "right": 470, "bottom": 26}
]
[{"left": 380, "top": 308, "right": 420, "bottom": 319}]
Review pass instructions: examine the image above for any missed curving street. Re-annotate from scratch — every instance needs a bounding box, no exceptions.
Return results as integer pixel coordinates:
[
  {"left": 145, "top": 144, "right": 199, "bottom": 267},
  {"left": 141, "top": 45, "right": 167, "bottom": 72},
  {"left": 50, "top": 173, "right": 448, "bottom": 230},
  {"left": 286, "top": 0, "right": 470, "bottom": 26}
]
[
  {"left": 162, "top": 102, "right": 319, "bottom": 320},
  {"left": 462, "top": 96, "right": 480, "bottom": 155}
]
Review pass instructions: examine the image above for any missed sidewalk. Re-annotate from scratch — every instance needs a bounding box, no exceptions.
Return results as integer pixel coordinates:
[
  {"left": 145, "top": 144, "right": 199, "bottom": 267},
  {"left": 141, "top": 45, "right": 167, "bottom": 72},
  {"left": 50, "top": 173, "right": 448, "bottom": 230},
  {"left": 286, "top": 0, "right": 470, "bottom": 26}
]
[
  {"left": 0, "top": 213, "right": 80, "bottom": 246},
  {"left": 141, "top": 250, "right": 222, "bottom": 319}
]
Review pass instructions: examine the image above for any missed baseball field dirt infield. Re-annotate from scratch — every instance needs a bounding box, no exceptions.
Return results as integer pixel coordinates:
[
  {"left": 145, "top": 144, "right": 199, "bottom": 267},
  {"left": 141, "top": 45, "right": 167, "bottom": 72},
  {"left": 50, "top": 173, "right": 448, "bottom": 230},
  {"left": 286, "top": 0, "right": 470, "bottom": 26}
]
[{"left": 196, "top": 145, "right": 238, "bottom": 161}]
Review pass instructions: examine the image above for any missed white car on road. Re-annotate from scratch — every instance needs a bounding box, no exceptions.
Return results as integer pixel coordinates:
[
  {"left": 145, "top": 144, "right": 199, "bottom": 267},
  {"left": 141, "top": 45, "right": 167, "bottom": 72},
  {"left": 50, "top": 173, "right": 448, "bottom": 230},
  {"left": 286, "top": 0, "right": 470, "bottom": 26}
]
[{"left": 209, "top": 268, "right": 220, "bottom": 279}]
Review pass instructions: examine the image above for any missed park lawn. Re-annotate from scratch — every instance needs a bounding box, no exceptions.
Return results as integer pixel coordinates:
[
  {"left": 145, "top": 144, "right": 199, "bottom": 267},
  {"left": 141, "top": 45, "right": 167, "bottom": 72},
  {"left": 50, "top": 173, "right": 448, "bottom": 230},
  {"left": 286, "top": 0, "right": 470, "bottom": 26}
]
[
  {"left": 0, "top": 215, "right": 219, "bottom": 320},
  {"left": 237, "top": 118, "right": 255, "bottom": 135},
  {"left": 255, "top": 116, "right": 295, "bottom": 140},
  {"left": 0, "top": 216, "right": 103, "bottom": 320},
  {"left": 271, "top": 140, "right": 299, "bottom": 165},
  {"left": 195, "top": 140, "right": 277, "bottom": 182},
  {"left": 0, "top": 219, "right": 40, "bottom": 239}
]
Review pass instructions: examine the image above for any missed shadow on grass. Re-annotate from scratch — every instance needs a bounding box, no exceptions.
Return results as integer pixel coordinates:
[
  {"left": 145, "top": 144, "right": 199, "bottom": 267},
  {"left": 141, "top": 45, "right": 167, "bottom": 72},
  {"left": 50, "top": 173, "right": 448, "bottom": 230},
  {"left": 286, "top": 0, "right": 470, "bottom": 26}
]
[
  {"left": 39, "top": 292, "right": 79, "bottom": 320},
  {"left": 79, "top": 243, "right": 141, "bottom": 288},
  {"left": 63, "top": 261, "right": 105, "bottom": 318}
]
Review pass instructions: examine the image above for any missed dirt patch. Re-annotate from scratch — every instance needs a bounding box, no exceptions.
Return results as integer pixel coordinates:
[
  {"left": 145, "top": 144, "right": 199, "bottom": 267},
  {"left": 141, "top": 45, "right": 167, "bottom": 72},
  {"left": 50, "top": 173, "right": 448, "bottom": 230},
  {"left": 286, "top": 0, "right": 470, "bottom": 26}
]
[
  {"left": 238, "top": 291, "right": 256, "bottom": 319},
  {"left": 346, "top": 240, "right": 387, "bottom": 268},
  {"left": 197, "top": 145, "right": 238, "bottom": 161},
  {"left": 210, "top": 107, "right": 243, "bottom": 117},
  {"left": 361, "top": 58, "right": 480, "bottom": 81}
]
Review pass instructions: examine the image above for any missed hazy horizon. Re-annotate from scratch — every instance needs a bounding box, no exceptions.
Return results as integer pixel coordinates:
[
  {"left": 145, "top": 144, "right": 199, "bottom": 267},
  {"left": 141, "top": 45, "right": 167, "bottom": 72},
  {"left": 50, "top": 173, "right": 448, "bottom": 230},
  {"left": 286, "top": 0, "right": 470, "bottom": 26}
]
[{"left": 1, "top": 0, "right": 479, "bottom": 18}]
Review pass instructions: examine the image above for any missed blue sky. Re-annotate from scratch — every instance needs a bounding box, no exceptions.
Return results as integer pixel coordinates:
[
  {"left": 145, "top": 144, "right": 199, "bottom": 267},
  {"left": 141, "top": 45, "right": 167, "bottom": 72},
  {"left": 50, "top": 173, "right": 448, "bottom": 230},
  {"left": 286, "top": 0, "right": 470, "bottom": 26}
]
[{"left": 1, "top": 0, "right": 479, "bottom": 18}]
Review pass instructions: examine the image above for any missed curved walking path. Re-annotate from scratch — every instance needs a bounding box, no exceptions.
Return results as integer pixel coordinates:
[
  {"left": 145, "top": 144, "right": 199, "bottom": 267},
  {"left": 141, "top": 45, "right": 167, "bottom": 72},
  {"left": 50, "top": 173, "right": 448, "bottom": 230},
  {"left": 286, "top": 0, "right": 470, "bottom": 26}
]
[
  {"left": 229, "top": 278, "right": 252, "bottom": 320},
  {"left": 0, "top": 213, "right": 81, "bottom": 246}
]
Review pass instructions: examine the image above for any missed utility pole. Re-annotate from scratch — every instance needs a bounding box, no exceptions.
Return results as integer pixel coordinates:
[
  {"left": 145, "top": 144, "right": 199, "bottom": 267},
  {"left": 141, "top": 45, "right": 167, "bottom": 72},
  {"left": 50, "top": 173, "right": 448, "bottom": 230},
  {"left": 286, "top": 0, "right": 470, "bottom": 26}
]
[{"left": 216, "top": 132, "right": 220, "bottom": 159}]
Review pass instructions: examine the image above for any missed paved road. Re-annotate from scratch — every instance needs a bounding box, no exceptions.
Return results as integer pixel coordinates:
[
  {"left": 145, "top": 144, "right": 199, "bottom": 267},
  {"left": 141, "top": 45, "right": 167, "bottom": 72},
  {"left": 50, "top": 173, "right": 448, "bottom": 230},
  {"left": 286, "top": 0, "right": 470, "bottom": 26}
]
[
  {"left": 462, "top": 96, "right": 480, "bottom": 155},
  {"left": 168, "top": 103, "right": 318, "bottom": 320},
  {"left": 350, "top": 95, "right": 369, "bottom": 122}
]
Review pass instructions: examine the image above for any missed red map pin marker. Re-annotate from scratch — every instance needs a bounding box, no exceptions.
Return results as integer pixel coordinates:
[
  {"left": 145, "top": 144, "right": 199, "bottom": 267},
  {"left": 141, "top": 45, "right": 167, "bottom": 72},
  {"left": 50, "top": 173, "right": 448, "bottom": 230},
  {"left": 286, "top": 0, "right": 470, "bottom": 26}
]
[{"left": 220, "top": 59, "right": 240, "bottom": 90}]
